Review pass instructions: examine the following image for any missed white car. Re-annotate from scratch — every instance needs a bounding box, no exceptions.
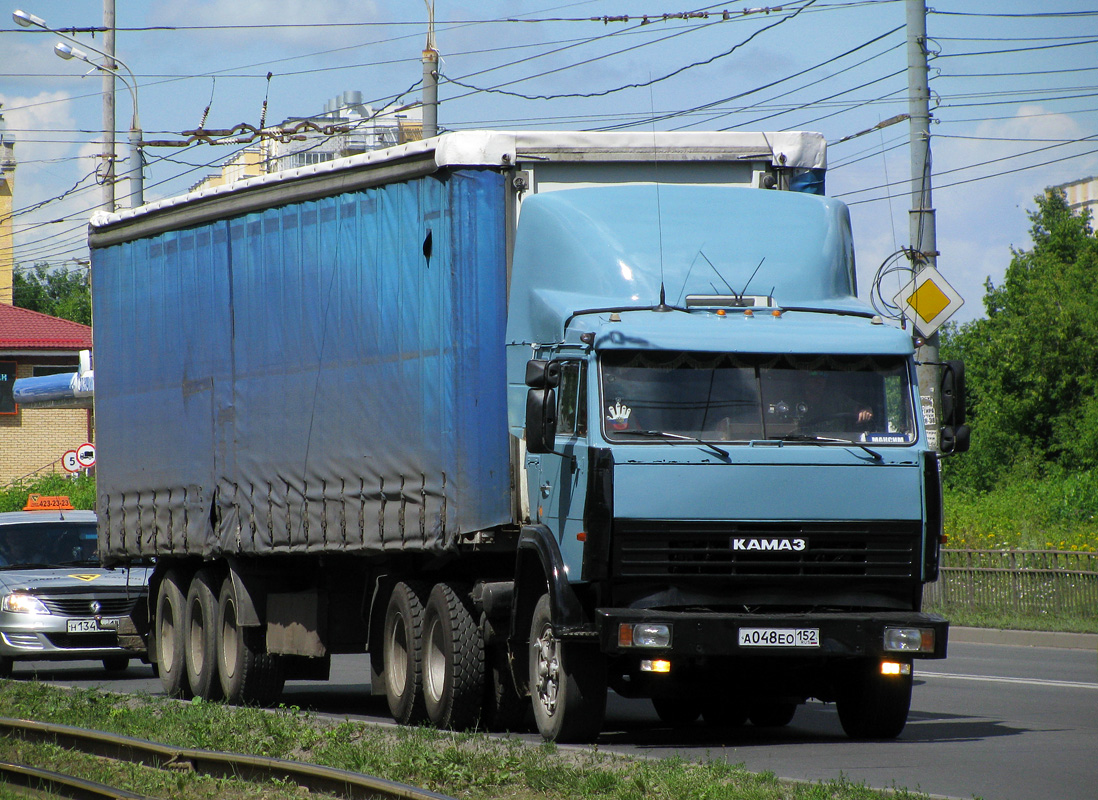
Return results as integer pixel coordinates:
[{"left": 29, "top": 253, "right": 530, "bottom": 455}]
[{"left": 0, "top": 497, "right": 150, "bottom": 677}]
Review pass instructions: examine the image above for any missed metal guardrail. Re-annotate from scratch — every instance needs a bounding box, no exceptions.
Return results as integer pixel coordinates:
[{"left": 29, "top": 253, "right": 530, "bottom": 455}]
[{"left": 925, "top": 549, "right": 1098, "bottom": 617}]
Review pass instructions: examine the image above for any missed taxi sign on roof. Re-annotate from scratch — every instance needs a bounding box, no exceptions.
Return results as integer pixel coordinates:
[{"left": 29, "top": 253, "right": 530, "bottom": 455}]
[
  {"left": 24, "top": 495, "right": 75, "bottom": 511},
  {"left": 892, "top": 266, "right": 964, "bottom": 337}
]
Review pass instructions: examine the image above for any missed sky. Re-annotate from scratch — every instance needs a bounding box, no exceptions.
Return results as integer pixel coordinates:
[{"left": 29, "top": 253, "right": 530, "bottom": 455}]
[{"left": 2, "top": 0, "right": 1096, "bottom": 325}]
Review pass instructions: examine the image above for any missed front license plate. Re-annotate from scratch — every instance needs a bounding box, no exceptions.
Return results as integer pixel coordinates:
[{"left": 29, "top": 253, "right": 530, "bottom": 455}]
[
  {"left": 738, "top": 627, "right": 820, "bottom": 648},
  {"left": 66, "top": 618, "right": 118, "bottom": 634}
]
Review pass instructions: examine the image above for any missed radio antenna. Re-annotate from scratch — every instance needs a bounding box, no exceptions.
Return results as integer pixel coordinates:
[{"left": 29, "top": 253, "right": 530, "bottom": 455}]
[{"left": 650, "top": 79, "right": 669, "bottom": 311}]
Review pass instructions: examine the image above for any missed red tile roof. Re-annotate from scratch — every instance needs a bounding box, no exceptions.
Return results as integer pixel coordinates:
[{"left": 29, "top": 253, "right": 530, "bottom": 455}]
[{"left": 0, "top": 304, "right": 92, "bottom": 350}]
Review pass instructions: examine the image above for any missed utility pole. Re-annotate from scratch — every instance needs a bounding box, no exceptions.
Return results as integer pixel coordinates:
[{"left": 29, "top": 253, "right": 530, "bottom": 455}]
[
  {"left": 102, "top": 0, "right": 116, "bottom": 212},
  {"left": 422, "top": 0, "right": 438, "bottom": 138},
  {"left": 906, "top": 0, "right": 940, "bottom": 451}
]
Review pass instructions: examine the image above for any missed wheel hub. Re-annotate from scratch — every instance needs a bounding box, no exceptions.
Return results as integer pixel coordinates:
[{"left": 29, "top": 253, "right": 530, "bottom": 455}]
[{"left": 534, "top": 627, "right": 560, "bottom": 716}]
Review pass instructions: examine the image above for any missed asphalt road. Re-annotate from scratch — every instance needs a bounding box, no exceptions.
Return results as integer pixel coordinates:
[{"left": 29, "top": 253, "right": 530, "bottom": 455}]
[{"left": 8, "top": 631, "right": 1097, "bottom": 800}]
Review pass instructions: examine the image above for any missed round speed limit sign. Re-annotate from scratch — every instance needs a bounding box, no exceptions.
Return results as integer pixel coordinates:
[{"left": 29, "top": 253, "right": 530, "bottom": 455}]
[{"left": 62, "top": 450, "right": 81, "bottom": 473}]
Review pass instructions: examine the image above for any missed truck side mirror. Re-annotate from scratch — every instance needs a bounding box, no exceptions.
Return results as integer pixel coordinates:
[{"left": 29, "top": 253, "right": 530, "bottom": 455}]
[
  {"left": 941, "top": 423, "right": 970, "bottom": 455},
  {"left": 525, "top": 359, "right": 561, "bottom": 390},
  {"left": 940, "top": 360, "right": 966, "bottom": 427},
  {"left": 525, "top": 359, "right": 560, "bottom": 454},
  {"left": 939, "top": 361, "right": 969, "bottom": 454}
]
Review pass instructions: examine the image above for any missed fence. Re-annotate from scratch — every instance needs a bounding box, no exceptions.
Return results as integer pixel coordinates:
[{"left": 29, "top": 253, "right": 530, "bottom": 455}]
[{"left": 925, "top": 549, "right": 1098, "bottom": 619}]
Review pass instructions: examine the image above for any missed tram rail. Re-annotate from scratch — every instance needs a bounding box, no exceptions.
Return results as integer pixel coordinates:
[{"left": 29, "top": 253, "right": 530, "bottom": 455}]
[{"left": 0, "top": 716, "right": 455, "bottom": 800}]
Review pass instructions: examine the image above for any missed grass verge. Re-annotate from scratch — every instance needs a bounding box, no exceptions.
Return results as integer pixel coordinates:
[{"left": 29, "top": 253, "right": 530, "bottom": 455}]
[{"left": 0, "top": 681, "right": 934, "bottom": 800}]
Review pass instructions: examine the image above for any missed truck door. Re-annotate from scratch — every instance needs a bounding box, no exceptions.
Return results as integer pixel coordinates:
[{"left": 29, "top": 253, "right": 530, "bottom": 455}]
[{"left": 526, "top": 359, "right": 589, "bottom": 575}]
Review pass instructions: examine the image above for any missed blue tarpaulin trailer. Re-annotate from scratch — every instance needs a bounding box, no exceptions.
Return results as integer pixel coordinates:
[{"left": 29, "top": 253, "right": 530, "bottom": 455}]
[{"left": 89, "top": 131, "right": 961, "bottom": 743}]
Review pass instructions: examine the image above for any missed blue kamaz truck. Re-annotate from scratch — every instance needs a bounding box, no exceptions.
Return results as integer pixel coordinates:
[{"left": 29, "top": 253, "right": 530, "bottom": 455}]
[{"left": 89, "top": 131, "right": 962, "bottom": 742}]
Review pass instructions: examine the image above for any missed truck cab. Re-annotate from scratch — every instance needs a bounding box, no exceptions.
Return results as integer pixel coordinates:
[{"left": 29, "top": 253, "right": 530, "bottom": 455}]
[{"left": 509, "top": 182, "right": 950, "bottom": 741}]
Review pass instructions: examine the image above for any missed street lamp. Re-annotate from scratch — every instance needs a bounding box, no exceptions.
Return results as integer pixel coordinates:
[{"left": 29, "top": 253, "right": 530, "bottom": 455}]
[
  {"left": 13, "top": 8, "right": 143, "bottom": 208},
  {"left": 53, "top": 42, "right": 143, "bottom": 207}
]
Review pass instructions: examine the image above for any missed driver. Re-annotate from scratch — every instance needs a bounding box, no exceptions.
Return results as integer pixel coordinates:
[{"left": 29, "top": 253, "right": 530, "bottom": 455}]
[{"left": 803, "top": 371, "right": 874, "bottom": 430}]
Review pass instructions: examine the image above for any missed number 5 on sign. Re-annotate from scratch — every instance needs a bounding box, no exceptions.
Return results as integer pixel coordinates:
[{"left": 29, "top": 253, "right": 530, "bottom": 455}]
[{"left": 62, "top": 450, "right": 81, "bottom": 473}]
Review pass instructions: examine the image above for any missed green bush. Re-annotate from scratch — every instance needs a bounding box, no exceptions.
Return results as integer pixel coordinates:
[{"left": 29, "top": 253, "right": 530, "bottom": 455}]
[
  {"left": 944, "top": 468, "right": 1098, "bottom": 552},
  {"left": 0, "top": 472, "right": 96, "bottom": 513}
]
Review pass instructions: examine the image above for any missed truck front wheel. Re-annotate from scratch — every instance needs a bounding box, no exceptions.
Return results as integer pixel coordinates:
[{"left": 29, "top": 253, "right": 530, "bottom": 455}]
[
  {"left": 836, "top": 659, "right": 913, "bottom": 739},
  {"left": 382, "top": 581, "right": 428, "bottom": 725},
  {"left": 529, "top": 593, "right": 606, "bottom": 743},
  {"left": 216, "top": 575, "right": 284, "bottom": 706},
  {"left": 421, "top": 582, "right": 484, "bottom": 730},
  {"left": 184, "top": 567, "right": 222, "bottom": 701},
  {"left": 155, "top": 569, "right": 192, "bottom": 699}
]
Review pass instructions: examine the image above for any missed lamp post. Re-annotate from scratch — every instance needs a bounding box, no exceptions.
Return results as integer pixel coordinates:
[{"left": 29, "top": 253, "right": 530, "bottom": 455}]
[
  {"left": 13, "top": 7, "right": 143, "bottom": 209},
  {"left": 54, "top": 42, "right": 142, "bottom": 207}
]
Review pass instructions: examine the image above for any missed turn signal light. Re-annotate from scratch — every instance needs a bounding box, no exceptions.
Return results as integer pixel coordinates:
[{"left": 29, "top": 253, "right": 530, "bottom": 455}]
[{"left": 881, "top": 661, "right": 912, "bottom": 677}]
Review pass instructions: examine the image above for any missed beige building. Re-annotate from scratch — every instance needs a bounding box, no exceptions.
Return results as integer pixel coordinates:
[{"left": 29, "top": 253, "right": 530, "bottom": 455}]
[
  {"left": 1, "top": 109, "right": 14, "bottom": 306},
  {"left": 0, "top": 304, "right": 93, "bottom": 484},
  {"left": 1056, "top": 175, "right": 1098, "bottom": 220}
]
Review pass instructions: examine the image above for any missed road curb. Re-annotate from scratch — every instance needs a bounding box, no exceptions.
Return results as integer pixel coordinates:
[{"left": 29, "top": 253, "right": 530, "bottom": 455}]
[{"left": 949, "top": 626, "right": 1098, "bottom": 650}]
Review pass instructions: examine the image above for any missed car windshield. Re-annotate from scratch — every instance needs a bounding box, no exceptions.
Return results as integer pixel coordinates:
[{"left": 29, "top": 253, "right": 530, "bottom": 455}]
[
  {"left": 0, "top": 522, "right": 99, "bottom": 568},
  {"left": 600, "top": 351, "right": 916, "bottom": 445}
]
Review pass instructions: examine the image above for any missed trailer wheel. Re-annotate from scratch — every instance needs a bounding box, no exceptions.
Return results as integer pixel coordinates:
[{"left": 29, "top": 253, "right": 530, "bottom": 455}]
[
  {"left": 529, "top": 593, "right": 606, "bottom": 743},
  {"left": 216, "top": 575, "right": 284, "bottom": 706},
  {"left": 184, "top": 567, "right": 222, "bottom": 700},
  {"left": 381, "top": 581, "right": 428, "bottom": 725},
  {"left": 481, "top": 643, "right": 528, "bottom": 732},
  {"left": 748, "top": 701, "right": 797, "bottom": 727},
  {"left": 422, "top": 583, "right": 484, "bottom": 730},
  {"left": 155, "top": 569, "right": 192, "bottom": 699},
  {"left": 836, "top": 660, "right": 913, "bottom": 740},
  {"left": 652, "top": 697, "right": 702, "bottom": 727}
]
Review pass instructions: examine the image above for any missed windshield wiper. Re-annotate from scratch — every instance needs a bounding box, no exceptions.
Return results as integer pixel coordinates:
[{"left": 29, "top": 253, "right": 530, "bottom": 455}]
[
  {"left": 616, "top": 429, "right": 729, "bottom": 459},
  {"left": 0, "top": 562, "right": 54, "bottom": 570},
  {"left": 773, "top": 434, "right": 882, "bottom": 461}
]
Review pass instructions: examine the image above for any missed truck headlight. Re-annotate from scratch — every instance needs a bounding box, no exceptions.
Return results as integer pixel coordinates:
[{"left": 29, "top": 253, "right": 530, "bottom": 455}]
[
  {"left": 2, "top": 593, "right": 49, "bottom": 615},
  {"left": 883, "top": 627, "right": 935, "bottom": 653},
  {"left": 618, "top": 622, "right": 672, "bottom": 648}
]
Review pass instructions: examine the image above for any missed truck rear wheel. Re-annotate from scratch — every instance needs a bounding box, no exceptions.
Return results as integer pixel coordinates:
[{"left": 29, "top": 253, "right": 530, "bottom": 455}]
[
  {"left": 216, "top": 575, "right": 284, "bottom": 706},
  {"left": 382, "top": 581, "right": 428, "bottom": 725},
  {"left": 529, "top": 593, "right": 606, "bottom": 743},
  {"left": 836, "top": 660, "right": 913, "bottom": 740},
  {"left": 155, "top": 569, "right": 192, "bottom": 699},
  {"left": 184, "top": 567, "right": 222, "bottom": 701},
  {"left": 422, "top": 582, "right": 484, "bottom": 730}
]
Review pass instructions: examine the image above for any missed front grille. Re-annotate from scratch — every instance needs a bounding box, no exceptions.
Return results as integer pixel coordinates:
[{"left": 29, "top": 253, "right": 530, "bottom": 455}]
[
  {"left": 45, "top": 633, "right": 119, "bottom": 649},
  {"left": 613, "top": 520, "right": 921, "bottom": 580},
  {"left": 37, "top": 595, "right": 139, "bottom": 617}
]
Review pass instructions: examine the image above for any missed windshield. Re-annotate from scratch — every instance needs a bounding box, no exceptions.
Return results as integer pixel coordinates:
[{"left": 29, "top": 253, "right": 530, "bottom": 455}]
[
  {"left": 600, "top": 351, "right": 916, "bottom": 445},
  {"left": 0, "top": 522, "right": 98, "bottom": 568}
]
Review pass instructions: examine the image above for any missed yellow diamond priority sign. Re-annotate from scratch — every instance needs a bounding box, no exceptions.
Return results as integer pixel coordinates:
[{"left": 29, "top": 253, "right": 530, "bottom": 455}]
[{"left": 892, "top": 266, "right": 964, "bottom": 337}]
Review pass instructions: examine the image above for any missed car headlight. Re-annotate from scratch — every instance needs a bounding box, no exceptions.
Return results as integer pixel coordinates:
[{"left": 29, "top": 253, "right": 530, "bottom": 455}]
[{"left": 1, "top": 593, "right": 49, "bottom": 614}]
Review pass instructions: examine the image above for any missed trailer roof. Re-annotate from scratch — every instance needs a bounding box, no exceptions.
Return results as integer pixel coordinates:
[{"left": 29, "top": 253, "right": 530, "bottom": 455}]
[{"left": 89, "top": 131, "right": 825, "bottom": 246}]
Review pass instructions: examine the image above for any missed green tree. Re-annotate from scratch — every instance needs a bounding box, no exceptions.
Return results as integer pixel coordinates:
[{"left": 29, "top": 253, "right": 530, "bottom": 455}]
[
  {"left": 942, "top": 190, "right": 1098, "bottom": 489},
  {"left": 13, "top": 263, "right": 91, "bottom": 326}
]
